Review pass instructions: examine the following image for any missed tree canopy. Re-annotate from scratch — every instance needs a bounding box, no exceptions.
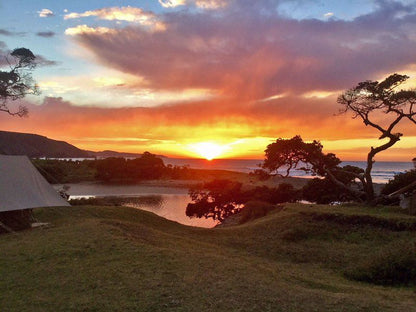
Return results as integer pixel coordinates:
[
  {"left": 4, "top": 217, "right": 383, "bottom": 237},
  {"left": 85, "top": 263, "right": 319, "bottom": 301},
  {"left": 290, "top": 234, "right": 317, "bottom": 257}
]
[
  {"left": 186, "top": 179, "right": 299, "bottom": 222},
  {"left": 338, "top": 73, "right": 416, "bottom": 201},
  {"left": 261, "top": 73, "right": 416, "bottom": 204},
  {"left": 0, "top": 48, "right": 39, "bottom": 116},
  {"left": 262, "top": 135, "right": 365, "bottom": 201}
]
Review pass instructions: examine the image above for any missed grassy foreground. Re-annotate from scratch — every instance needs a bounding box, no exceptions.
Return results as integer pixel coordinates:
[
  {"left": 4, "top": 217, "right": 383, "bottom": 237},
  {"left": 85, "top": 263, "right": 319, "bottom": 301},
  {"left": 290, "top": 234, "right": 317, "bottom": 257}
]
[{"left": 1, "top": 204, "right": 416, "bottom": 311}]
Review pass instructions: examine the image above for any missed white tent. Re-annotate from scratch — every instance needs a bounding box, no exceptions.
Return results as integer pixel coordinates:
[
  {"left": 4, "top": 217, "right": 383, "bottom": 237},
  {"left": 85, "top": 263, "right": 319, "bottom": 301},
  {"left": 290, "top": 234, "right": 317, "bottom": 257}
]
[{"left": 0, "top": 155, "right": 69, "bottom": 212}]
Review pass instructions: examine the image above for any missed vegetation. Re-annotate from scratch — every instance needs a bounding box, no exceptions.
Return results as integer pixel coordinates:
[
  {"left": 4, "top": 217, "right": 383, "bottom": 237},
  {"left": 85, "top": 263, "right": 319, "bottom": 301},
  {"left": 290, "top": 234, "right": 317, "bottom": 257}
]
[
  {"left": 259, "top": 73, "right": 416, "bottom": 205},
  {"left": 32, "top": 159, "right": 96, "bottom": 183},
  {"left": 69, "top": 195, "right": 163, "bottom": 207},
  {"left": 381, "top": 169, "right": 416, "bottom": 196},
  {"left": 1, "top": 204, "right": 416, "bottom": 311},
  {"left": 0, "top": 48, "right": 39, "bottom": 116},
  {"left": 302, "top": 178, "right": 355, "bottom": 204},
  {"left": 186, "top": 179, "right": 299, "bottom": 222},
  {"left": 338, "top": 73, "right": 416, "bottom": 202},
  {"left": 344, "top": 240, "right": 416, "bottom": 286},
  {"left": 261, "top": 136, "right": 364, "bottom": 201},
  {"left": 32, "top": 153, "right": 232, "bottom": 184}
]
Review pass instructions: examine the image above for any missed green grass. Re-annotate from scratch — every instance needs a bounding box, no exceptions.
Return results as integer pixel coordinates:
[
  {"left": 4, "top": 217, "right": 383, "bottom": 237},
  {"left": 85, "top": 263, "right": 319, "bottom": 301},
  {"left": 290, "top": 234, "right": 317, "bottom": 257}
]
[{"left": 1, "top": 203, "right": 416, "bottom": 311}]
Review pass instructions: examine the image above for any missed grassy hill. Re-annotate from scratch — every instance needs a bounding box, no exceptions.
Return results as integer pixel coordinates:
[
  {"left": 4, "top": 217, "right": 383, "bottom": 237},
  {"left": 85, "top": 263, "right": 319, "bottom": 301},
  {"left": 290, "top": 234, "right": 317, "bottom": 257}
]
[{"left": 1, "top": 204, "right": 415, "bottom": 311}]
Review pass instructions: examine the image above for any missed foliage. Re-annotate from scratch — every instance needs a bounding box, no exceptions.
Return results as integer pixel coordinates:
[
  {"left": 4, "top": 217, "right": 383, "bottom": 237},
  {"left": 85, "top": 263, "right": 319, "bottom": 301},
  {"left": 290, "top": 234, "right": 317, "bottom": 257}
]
[
  {"left": 261, "top": 135, "right": 365, "bottom": 202},
  {"left": 186, "top": 179, "right": 245, "bottom": 222},
  {"left": 0, "top": 48, "right": 39, "bottom": 116},
  {"left": 32, "top": 159, "right": 96, "bottom": 183},
  {"left": 302, "top": 178, "right": 354, "bottom": 204},
  {"left": 338, "top": 73, "right": 416, "bottom": 202},
  {"left": 249, "top": 168, "right": 270, "bottom": 181},
  {"left": 344, "top": 240, "right": 416, "bottom": 286},
  {"left": 69, "top": 195, "right": 163, "bottom": 207},
  {"left": 186, "top": 180, "right": 299, "bottom": 222},
  {"left": 262, "top": 135, "right": 341, "bottom": 177},
  {"left": 238, "top": 201, "right": 279, "bottom": 224},
  {"left": 95, "top": 152, "right": 166, "bottom": 182},
  {"left": 245, "top": 183, "right": 300, "bottom": 204},
  {"left": 381, "top": 169, "right": 416, "bottom": 196}
]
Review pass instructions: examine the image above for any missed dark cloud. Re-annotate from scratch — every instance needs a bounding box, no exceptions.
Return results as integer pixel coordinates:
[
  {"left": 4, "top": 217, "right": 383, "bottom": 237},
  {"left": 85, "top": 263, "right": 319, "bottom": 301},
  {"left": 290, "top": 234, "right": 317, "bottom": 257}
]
[
  {"left": 35, "top": 55, "right": 59, "bottom": 67},
  {"left": 0, "top": 29, "right": 25, "bottom": 37},
  {"left": 36, "top": 31, "right": 56, "bottom": 38}
]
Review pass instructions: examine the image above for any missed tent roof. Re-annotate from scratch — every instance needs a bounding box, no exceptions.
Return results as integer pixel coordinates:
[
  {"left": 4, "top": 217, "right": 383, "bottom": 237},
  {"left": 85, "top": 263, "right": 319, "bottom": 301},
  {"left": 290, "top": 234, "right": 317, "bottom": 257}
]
[{"left": 0, "top": 155, "right": 69, "bottom": 212}]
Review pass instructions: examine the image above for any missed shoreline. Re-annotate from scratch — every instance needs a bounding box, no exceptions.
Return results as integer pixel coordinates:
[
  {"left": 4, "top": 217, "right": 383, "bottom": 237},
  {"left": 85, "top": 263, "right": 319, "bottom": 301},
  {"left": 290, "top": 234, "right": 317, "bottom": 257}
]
[{"left": 54, "top": 169, "right": 386, "bottom": 198}]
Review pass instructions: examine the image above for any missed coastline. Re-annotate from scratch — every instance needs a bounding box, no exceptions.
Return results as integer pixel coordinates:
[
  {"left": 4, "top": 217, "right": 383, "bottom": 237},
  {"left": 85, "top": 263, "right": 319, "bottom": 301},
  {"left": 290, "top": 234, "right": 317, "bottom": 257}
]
[{"left": 54, "top": 169, "right": 315, "bottom": 198}]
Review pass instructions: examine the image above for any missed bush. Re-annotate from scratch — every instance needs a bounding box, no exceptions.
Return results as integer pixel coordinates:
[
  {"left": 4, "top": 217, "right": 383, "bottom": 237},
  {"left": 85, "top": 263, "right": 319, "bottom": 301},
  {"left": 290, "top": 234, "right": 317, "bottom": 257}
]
[
  {"left": 344, "top": 240, "right": 416, "bottom": 286},
  {"left": 381, "top": 169, "right": 416, "bottom": 196},
  {"left": 239, "top": 201, "right": 280, "bottom": 224},
  {"left": 302, "top": 178, "right": 355, "bottom": 204}
]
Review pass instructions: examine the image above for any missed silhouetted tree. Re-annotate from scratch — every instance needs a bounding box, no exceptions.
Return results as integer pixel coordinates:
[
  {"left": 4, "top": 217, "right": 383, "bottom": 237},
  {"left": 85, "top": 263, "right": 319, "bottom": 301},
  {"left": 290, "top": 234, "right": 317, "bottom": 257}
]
[
  {"left": 186, "top": 180, "right": 245, "bottom": 222},
  {"left": 186, "top": 180, "right": 299, "bottom": 222},
  {"left": 0, "top": 48, "right": 39, "bottom": 116},
  {"left": 338, "top": 73, "right": 416, "bottom": 202},
  {"left": 262, "top": 136, "right": 365, "bottom": 201}
]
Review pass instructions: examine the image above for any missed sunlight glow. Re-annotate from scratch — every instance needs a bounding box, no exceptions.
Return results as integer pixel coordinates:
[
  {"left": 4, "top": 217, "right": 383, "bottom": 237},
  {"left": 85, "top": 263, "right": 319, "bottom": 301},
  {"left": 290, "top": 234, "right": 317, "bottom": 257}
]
[{"left": 188, "top": 142, "right": 229, "bottom": 160}]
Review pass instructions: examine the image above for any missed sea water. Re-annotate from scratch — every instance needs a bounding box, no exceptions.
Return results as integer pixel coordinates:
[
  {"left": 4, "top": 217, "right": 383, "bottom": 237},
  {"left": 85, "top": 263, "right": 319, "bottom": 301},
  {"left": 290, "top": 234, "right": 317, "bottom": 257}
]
[{"left": 164, "top": 158, "right": 414, "bottom": 184}]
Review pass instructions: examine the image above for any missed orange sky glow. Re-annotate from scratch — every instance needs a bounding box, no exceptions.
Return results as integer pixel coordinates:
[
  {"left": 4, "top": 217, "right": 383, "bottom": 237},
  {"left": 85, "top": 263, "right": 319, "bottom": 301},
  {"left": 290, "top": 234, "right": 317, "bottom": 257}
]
[{"left": 1, "top": 0, "right": 415, "bottom": 161}]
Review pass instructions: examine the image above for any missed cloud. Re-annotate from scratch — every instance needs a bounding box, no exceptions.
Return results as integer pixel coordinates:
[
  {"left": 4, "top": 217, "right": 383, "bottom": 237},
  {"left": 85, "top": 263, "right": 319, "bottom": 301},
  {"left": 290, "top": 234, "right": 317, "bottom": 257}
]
[
  {"left": 324, "top": 12, "right": 334, "bottom": 18},
  {"left": 65, "top": 25, "right": 117, "bottom": 36},
  {"left": 0, "top": 29, "right": 14, "bottom": 36},
  {"left": 158, "top": 0, "right": 186, "bottom": 8},
  {"left": 0, "top": 94, "right": 414, "bottom": 159},
  {"left": 0, "top": 29, "right": 25, "bottom": 37},
  {"left": 159, "top": 0, "right": 227, "bottom": 9},
  {"left": 36, "top": 31, "right": 55, "bottom": 38},
  {"left": 64, "top": 6, "right": 166, "bottom": 31},
  {"left": 195, "top": 0, "right": 227, "bottom": 9},
  {"left": 38, "top": 9, "right": 54, "bottom": 17},
  {"left": 35, "top": 55, "right": 59, "bottom": 67},
  {"left": 64, "top": 0, "right": 416, "bottom": 103}
]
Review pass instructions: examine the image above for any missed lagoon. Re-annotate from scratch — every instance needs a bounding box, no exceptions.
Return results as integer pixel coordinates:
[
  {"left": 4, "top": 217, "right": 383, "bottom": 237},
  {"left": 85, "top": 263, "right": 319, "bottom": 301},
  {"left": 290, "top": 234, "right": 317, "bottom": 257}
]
[{"left": 59, "top": 182, "right": 217, "bottom": 228}]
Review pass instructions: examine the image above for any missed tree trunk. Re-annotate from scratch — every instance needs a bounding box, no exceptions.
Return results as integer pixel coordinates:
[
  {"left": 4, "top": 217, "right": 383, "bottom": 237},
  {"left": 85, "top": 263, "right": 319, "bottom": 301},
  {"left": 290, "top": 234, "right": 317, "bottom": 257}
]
[{"left": 364, "top": 136, "right": 400, "bottom": 204}]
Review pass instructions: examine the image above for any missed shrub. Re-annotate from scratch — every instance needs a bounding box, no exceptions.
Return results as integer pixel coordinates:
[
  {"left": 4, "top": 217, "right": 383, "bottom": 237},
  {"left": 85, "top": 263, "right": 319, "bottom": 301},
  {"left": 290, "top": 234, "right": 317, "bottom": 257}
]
[
  {"left": 381, "top": 169, "right": 416, "bottom": 196},
  {"left": 302, "top": 178, "right": 355, "bottom": 204},
  {"left": 239, "top": 201, "right": 280, "bottom": 224},
  {"left": 344, "top": 240, "right": 416, "bottom": 286}
]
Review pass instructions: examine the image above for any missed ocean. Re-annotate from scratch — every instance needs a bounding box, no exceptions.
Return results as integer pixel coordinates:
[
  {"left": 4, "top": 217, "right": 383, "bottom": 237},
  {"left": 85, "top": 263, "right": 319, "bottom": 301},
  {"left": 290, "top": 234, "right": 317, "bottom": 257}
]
[{"left": 164, "top": 158, "right": 414, "bottom": 184}]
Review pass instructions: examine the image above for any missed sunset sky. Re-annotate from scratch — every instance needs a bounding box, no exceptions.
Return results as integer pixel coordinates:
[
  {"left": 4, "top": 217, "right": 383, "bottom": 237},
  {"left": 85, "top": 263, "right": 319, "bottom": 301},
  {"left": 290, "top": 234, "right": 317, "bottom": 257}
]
[{"left": 0, "top": 0, "right": 415, "bottom": 161}]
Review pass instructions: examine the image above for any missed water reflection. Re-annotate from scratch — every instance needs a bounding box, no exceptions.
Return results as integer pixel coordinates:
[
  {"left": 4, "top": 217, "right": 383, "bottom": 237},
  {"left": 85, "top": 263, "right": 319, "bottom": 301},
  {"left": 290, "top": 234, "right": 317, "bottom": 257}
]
[
  {"left": 123, "top": 194, "right": 217, "bottom": 228},
  {"left": 69, "top": 193, "right": 217, "bottom": 228}
]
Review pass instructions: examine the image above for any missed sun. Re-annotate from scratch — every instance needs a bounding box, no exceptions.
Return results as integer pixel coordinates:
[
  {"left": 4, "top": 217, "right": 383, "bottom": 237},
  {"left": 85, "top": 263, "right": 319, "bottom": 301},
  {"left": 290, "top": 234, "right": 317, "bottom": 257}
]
[{"left": 189, "top": 142, "right": 228, "bottom": 160}]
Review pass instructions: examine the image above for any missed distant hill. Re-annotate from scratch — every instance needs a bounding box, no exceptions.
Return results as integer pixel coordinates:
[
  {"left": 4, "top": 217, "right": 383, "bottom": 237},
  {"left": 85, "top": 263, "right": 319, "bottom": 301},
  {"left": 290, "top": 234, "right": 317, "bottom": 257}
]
[
  {"left": 0, "top": 130, "right": 145, "bottom": 158},
  {"left": 88, "top": 150, "right": 143, "bottom": 158},
  {"left": 0, "top": 130, "right": 90, "bottom": 158}
]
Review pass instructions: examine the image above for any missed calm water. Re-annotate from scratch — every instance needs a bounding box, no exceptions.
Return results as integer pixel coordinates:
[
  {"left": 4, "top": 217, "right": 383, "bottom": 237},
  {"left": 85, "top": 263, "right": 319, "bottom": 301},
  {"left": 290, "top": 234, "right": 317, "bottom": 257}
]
[{"left": 64, "top": 183, "right": 216, "bottom": 228}]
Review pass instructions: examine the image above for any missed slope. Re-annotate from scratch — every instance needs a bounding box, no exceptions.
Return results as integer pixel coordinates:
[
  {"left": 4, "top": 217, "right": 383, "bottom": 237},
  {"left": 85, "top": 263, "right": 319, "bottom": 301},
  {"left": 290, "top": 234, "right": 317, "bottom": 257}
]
[{"left": 0, "top": 204, "right": 415, "bottom": 311}]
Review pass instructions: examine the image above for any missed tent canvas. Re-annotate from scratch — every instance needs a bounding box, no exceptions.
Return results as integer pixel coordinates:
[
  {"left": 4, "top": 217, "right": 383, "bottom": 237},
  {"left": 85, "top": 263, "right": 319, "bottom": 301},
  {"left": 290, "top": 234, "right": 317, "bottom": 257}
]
[{"left": 0, "top": 155, "right": 69, "bottom": 212}]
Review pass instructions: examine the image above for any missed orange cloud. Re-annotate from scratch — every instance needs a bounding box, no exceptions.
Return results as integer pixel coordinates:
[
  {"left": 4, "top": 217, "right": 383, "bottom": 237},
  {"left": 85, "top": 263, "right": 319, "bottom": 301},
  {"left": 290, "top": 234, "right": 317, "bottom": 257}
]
[{"left": 1, "top": 96, "right": 414, "bottom": 160}]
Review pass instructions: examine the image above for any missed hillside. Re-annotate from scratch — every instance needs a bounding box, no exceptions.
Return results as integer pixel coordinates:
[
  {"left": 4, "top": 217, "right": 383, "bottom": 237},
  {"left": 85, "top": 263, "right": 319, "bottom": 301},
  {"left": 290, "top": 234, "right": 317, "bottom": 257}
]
[
  {"left": 0, "top": 130, "right": 143, "bottom": 158},
  {"left": 0, "top": 130, "right": 89, "bottom": 158},
  {"left": 1, "top": 203, "right": 415, "bottom": 311}
]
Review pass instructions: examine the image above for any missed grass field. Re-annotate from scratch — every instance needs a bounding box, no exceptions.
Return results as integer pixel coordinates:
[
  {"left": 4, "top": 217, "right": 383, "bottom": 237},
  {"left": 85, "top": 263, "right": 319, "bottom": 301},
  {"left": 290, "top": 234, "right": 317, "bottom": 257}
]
[{"left": 1, "top": 204, "right": 415, "bottom": 311}]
